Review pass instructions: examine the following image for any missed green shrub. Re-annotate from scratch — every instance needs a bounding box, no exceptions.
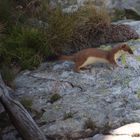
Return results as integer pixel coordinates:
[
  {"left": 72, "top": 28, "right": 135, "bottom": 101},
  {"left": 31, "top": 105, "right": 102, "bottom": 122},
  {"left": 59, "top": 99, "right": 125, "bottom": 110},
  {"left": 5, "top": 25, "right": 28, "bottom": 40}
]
[
  {"left": 45, "top": 6, "right": 78, "bottom": 55},
  {"left": 24, "top": 0, "right": 78, "bottom": 54},
  {"left": 1, "top": 26, "right": 53, "bottom": 69},
  {"left": 68, "top": 5, "right": 111, "bottom": 51},
  {"left": 0, "top": 65, "right": 15, "bottom": 87},
  {"left": 77, "top": 5, "right": 110, "bottom": 25},
  {"left": 0, "top": 0, "right": 12, "bottom": 24}
]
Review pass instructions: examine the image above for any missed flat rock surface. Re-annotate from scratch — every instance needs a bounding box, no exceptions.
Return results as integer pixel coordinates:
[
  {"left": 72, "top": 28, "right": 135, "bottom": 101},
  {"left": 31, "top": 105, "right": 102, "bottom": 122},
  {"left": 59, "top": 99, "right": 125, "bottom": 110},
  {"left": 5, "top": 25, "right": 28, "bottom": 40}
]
[
  {"left": 13, "top": 38, "right": 140, "bottom": 139},
  {"left": 2, "top": 21, "right": 140, "bottom": 140}
]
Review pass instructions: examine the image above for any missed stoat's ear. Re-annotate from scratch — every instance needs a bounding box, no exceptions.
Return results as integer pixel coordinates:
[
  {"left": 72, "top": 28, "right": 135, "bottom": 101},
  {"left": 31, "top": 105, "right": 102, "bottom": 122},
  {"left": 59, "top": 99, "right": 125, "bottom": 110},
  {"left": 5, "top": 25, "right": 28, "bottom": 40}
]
[{"left": 121, "top": 44, "right": 127, "bottom": 48}]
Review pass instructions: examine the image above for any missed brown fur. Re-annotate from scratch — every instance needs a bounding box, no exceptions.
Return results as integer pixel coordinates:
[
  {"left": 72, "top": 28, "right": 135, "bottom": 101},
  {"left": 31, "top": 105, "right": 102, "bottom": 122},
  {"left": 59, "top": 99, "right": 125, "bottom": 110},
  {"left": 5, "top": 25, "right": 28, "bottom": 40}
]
[{"left": 59, "top": 44, "right": 133, "bottom": 72}]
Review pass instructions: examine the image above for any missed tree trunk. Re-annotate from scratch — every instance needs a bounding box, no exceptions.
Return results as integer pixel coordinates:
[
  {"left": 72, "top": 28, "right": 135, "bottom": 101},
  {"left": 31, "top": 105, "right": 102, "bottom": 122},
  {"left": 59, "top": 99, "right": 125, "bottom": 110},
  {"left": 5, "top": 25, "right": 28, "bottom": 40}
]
[{"left": 0, "top": 75, "right": 47, "bottom": 140}]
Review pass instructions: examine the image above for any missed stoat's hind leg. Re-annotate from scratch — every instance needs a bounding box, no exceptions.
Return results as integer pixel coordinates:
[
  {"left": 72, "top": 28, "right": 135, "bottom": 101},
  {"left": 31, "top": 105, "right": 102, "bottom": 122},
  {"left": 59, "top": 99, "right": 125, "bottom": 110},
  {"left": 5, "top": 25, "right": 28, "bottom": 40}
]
[
  {"left": 73, "top": 63, "right": 88, "bottom": 72},
  {"left": 80, "top": 66, "right": 90, "bottom": 70},
  {"left": 73, "top": 58, "right": 87, "bottom": 72}
]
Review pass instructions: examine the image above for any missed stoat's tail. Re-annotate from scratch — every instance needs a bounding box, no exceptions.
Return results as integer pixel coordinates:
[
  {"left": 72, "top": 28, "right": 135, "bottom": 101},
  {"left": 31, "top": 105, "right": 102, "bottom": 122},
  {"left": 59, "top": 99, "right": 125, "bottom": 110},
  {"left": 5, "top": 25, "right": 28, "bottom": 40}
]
[{"left": 59, "top": 55, "right": 74, "bottom": 61}]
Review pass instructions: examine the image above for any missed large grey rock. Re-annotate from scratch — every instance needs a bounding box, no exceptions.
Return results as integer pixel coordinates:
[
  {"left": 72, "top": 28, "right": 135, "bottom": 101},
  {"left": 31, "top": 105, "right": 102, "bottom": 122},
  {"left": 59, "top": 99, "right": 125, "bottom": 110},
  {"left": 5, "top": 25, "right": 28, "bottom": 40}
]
[
  {"left": 2, "top": 21, "right": 140, "bottom": 140},
  {"left": 13, "top": 40, "right": 140, "bottom": 139}
]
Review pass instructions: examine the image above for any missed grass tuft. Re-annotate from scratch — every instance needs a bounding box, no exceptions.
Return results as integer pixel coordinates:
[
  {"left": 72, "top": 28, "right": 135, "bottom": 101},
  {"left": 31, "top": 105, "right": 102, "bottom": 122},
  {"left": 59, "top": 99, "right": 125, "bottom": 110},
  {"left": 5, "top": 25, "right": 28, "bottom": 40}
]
[
  {"left": 0, "top": 65, "right": 15, "bottom": 88},
  {"left": 63, "top": 112, "right": 74, "bottom": 120},
  {"left": 50, "top": 93, "right": 61, "bottom": 104},
  {"left": 78, "top": 5, "right": 110, "bottom": 26},
  {"left": 45, "top": 5, "right": 78, "bottom": 55},
  {"left": 0, "top": 0, "right": 12, "bottom": 24},
  {"left": 1, "top": 27, "right": 42, "bottom": 69},
  {"left": 83, "top": 118, "right": 96, "bottom": 130},
  {"left": 68, "top": 4, "right": 111, "bottom": 52},
  {"left": 20, "top": 97, "right": 33, "bottom": 110}
]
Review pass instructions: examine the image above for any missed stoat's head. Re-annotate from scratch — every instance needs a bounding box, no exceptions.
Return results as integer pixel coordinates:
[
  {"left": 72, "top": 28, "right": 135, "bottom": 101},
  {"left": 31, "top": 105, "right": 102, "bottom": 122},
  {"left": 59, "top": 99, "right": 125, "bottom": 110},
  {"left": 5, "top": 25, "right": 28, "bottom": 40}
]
[
  {"left": 113, "top": 44, "right": 133, "bottom": 62},
  {"left": 119, "top": 44, "right": 133, "bottom": 54}
]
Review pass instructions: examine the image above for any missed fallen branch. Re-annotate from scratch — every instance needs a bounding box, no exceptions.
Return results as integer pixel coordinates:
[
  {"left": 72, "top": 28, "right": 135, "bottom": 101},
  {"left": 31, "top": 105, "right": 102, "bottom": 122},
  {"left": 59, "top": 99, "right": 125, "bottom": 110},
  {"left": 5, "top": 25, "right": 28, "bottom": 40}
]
[{"left": 0, "top": 74, "right": 46, "bottom": 140}]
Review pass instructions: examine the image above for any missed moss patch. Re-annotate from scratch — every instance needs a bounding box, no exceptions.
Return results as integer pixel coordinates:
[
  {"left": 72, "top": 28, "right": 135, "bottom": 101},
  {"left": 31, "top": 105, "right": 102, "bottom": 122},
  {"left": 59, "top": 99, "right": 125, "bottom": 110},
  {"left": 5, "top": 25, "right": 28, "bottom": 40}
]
[
  {"left": 20, "top": 98, "right": 33, "bottom": 110},
  {"left": 100, "top": 45, "right": 112, "bottom": 51},
  {"left": 135, "top": 39, "right": 140, "bottom": 42},
  {"left": 135, "top": 56, "right": 140, "bottom": 61},
  {"left": 50, "top": 93, "right": 62, "bottom": 104},
  {"left": 123, "top": 78, "right": 131, "bottom": 86},
  {"left": 121, "top": 54, "right": 127, "bottom": 65},
  {"left": 137, "top": 90, "right": 140, "bottom": 99},
  {"left": 63, "top": 112, "right": 74, "bottom": 120},
  {"left": 96, "top": 88, "right": 110, "bottom": 95},
  {"left": 130, "top": 45, "right": 137, "bottom": 51},
  {"left": 83, "top": 118, "right": 96, "bottom": 130},
  {"left": 54, "top": 105, "right": 62, "bottom": 110}
]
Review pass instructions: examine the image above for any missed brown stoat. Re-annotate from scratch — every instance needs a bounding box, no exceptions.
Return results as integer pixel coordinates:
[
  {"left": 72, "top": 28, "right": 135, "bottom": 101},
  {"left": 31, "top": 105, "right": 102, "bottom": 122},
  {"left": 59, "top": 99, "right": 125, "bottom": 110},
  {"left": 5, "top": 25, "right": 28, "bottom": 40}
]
[{"left": 59, "top": 44, "right": 133, "bottom": 72}]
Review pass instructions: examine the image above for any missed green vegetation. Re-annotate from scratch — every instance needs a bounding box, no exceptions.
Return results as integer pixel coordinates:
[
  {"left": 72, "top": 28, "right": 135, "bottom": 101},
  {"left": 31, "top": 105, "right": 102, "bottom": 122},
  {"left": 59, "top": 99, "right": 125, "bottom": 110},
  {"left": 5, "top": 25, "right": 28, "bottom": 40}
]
[
  {"left": 45, "top": 6, "right": 78, "bottom": 54},
  {"left": 0, "top": 65, "right": 16, "bottom": 87},
  {"left": 83, "top": 118, "right": 96, "bottom": 130},
  {"left": 20, "top": 97, "right": 33, "bottom": 109},
  {"left": 137, "top": 90, "right": 140, "bottom": 99},
  {"left": 121, "top": 54, "right": 127, "bottom": 65},
  {"left": 135, "top": 56, "right": 140, "bottom": 61},
  {"left": 69, "top": 4, "right": 112, "bottom": 50},
  {"left": 0, "top": 0, "right": 111, "bottom": 84},
  {"left": 111, "top": 9, "right": 126, "bottom": 21},
  {"left": 111, "top": 8, "right": 140, "bottom": 21},
  {"left": 50, "top": 93, "right": 61, "bottom": 104},
  {"left": 75, "top": 4, "right": 111, "bottom": 36},
  {"left": 63, "top": 112, "right": 74, "bottom": 120},
  {"left": 100, "top": 45, "right": 112, "bottom": 50},
  {"left": 78, "top": 5, "right": 110, "bottom": 25},
  {"left": 0, "top": 0, "right": 12, "bottom": 25},
  {"left": 1, "top": 27, "right": 45, "bottom": 69}
]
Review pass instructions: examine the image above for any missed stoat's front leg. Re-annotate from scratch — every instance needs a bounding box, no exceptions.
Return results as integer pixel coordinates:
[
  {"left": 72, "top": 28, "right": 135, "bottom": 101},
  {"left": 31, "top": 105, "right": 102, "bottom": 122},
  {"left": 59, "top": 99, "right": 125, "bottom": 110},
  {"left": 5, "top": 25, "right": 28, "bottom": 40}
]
[{"left": 106, "top": 64, "right": 117, "bottom": 70}]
